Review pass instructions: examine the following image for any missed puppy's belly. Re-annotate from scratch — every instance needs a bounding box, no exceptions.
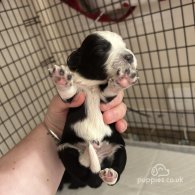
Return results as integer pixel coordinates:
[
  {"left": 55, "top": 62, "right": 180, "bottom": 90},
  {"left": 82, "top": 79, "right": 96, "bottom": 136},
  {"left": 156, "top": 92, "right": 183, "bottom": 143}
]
[
  {"left": 58, "top": 141, "right": 121, "bottom": 169},
  {"left": 72, "top": 88, "right": 112, "bottom": 142},
  {"left": 72, "top": 117, "right": 112, "bottom": 142}
]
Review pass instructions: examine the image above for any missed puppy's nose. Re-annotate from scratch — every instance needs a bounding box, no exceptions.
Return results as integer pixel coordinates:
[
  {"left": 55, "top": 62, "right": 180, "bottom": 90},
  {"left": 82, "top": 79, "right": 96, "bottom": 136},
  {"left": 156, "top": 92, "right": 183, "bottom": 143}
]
[{"left": 124, "top": 54, "right": 134, "bottom": 64}]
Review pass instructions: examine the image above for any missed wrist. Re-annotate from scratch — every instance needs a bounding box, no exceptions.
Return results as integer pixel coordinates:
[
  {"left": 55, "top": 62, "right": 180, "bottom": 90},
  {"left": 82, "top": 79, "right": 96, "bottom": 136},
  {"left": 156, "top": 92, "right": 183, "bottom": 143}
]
[
  {"left": 43, "top": 116, "right": 63, "bottom": 138},
  {"left": 41, "top": 122, "right": 61, "bottom": 142}
]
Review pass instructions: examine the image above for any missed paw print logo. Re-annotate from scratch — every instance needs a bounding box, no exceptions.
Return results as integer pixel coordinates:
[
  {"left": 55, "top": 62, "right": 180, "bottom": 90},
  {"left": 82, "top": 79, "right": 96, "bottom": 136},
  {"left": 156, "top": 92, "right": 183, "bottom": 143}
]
[{"left": 151, "top": 164, "right": 170, "bottom": 177}]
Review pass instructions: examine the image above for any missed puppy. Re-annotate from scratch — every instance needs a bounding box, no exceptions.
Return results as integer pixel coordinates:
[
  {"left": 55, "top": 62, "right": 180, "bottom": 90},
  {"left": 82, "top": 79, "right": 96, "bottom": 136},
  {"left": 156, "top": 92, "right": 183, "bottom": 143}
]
[{"left": 49, "top": 31, "right": 138, "bottom": 189}]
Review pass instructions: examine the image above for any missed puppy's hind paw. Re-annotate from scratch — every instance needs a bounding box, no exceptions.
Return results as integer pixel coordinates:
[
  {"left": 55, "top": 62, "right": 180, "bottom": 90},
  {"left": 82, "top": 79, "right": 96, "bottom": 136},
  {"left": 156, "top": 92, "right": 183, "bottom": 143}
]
[
  {"left": 99, "top": 168, "right": 118, "bottom": 185},
  {"left": 48, "top": 65, "right": 77, "bottom": 101}
]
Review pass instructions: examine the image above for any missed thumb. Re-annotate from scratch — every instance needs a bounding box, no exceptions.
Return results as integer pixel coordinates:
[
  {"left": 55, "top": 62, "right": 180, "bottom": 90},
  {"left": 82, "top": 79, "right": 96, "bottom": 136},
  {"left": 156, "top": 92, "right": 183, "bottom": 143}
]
[
  {"left": 49, "top": 92, "right": 85, "bottom": 112},
  {"left": 69, "top": 92, "right": 86, "bottom": 108}
]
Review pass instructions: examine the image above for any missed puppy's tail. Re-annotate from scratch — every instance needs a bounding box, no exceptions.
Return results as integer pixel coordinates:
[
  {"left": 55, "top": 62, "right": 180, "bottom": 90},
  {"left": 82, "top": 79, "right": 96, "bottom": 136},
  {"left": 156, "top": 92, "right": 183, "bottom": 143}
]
[{"left": 88, "top": 143, "right": 101, "bottom": 173}]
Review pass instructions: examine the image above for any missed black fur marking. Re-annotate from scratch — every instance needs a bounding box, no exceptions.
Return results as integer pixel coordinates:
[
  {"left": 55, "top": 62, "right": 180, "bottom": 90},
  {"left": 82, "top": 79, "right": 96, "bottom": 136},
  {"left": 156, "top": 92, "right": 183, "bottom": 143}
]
[
  {"left": 58, "top": 148, "right": 91, "bottom": 188},
  {"left": 58, "top": 93, "right": 76, "bottom": 103},
  {"left": 61, "top": 96, "right": 74, "bottom": 103},
  {"left": 99, "top": 83, "right": 116, "bottom": 103},
  {"left": 103, "top": 123, "right": 125, "bottom": 146},
  {"left": 99, "top": 83, "right": 108, "bottom": 91},
  {"left": 67, "top": 34, "right": 111, "bottom": 80},
  {"left": 66, "top": 96, "right": 74, "bottom": 103},
  {"left": 100, "top": 96, "right": 116, "bottom": 103},
  {"left": 60, "top": 102, "right": 87, "bottom": 144},
  {"left": 58, "top": 122, "right": 126, "bottom": 189},
  {"left": 67, "top": 49, "right": 81, "bottom": 71},
  {"left": 66, "top": 102, "right": 87, "bottom": 124},
  {"left": 58, "top": 148, "right": 102, "bottom": 189},
  {"left": 60, "top": 125, "right": 84, "bottom": 145},
  {"left": 105, "top": 96, "right": 116, "bottom": 102},
  {"left": 101, "top": 146, "right": 126, "bottom": 184}
]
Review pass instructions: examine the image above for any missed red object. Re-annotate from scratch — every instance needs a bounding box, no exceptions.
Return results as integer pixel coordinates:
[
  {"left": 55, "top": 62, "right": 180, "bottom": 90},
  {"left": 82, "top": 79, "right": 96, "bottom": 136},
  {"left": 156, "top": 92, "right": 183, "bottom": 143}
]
[
  {"left": 61, "top": 0, "right": 136, "bottom": 22},
  {"left": 62, "top": 0, "right": 166, "bottom": 23}
]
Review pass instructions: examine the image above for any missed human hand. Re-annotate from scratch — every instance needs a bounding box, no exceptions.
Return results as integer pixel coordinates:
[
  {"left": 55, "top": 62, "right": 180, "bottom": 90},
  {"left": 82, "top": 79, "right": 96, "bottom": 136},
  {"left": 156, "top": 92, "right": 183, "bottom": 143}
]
[
  {"left": 44, "top": 91, "right": 127, "bottom": 137},
  {"left": 44, "top": 93, "right": 85, "bottom": 137},
  {"left": 100, "top": 91, "right": 127, "bottom": 133}
]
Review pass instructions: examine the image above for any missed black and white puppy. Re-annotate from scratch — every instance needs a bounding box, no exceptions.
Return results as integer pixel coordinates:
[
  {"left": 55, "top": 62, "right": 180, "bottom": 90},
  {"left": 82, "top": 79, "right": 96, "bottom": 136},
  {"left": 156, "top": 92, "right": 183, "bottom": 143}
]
[{"left": 49, "top": 31, "right": 138, "bottom": 189}]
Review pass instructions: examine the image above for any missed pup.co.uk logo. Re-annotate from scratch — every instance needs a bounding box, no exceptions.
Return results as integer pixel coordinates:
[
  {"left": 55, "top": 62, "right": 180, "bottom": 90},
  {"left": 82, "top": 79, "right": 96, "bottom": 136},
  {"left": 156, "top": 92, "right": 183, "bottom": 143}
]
[
  {"left": 137, "top": 163, "right": 183, "bottom": 184},
  {"left": 151, "top": 163, "right": 170, "bottom": 177}
]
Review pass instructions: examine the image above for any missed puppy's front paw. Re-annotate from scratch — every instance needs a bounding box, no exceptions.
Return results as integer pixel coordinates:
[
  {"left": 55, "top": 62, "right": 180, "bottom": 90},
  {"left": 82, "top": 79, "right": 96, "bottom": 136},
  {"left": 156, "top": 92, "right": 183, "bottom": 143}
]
[
  {"left": 49, "top": 65, "right": 73, "bottom": 86},
  {"left": 99, "top": 168, "right": 118, "bottom": 185},
  {"left": 115, "top": 67, "right": 138, "bottom": 89},
  {"left": 48, "top": 65, "right": 77, "bottom": 101}
]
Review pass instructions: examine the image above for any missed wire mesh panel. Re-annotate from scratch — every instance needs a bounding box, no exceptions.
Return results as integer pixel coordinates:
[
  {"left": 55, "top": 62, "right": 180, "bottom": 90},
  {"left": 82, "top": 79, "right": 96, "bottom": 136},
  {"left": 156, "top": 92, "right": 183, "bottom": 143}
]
[
  {"left": 0, "top": 0, "right": 195, "bottom": 156},
  {"left": 0, "top": 0, "right": 56, "bottom": 156}
]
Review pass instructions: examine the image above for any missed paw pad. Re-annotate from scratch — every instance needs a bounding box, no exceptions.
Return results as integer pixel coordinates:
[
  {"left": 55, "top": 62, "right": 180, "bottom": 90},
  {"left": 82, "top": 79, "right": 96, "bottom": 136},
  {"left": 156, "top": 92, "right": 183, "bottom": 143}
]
[
  {"left": 48, "top": 65, "right": 73, "bottom": 86},
  {"left": 99, "top": 168, "right": 118, "bottom": 185},
  {"left": 59, "top": 68, "right": 65, "bottom": 76},
  {"left": 48, "top": 65, "right": 77, "bottom": 100}
]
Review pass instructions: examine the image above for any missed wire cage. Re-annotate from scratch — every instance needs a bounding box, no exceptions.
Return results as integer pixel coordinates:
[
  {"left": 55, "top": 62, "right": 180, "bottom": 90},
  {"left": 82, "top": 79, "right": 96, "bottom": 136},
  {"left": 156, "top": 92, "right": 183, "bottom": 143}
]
[{"left": 0, "top": 0, "right": 195, "bottom": 157}]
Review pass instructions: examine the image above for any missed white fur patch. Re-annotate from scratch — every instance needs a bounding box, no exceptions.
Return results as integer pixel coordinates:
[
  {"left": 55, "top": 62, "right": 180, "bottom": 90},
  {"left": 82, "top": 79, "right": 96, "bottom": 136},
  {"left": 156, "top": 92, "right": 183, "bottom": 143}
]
[
  {"left": 74, "top": 72, "right": 106, "bottom": 87},
  {"left": 57, "top": 141, "right": 121, "bottom": 173},
  {"left": 93, "top": 31, "right": 125, "bottom": 49},
  {"left": 88, "top": 143, "right": 101, "bottom": 173},
  {"left": 72, "top": 87, "right": 112, "bottom": 142},
  {"left": 93, "top": 31, "right": 137, "bottom": 78}
]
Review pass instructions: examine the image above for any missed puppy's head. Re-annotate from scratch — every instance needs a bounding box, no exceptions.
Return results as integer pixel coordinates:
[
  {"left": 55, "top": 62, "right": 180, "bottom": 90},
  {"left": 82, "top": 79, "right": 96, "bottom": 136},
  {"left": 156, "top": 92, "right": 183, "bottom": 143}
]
[{"left": 67, "top": 31, "right": 138, "bottom": 88}]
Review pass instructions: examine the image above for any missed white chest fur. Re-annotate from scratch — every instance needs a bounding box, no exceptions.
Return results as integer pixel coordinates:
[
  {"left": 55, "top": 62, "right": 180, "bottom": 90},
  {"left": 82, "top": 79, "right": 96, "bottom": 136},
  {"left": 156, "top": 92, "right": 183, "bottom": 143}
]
[{"left": 72, "top": 87, "right": 112, "bottom": 142}]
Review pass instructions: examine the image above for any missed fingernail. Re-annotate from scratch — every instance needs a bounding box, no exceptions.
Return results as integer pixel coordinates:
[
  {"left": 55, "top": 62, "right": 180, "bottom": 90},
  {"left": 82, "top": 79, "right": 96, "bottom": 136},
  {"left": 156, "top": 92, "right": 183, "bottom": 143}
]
[{"left": 120, "top": 121, "right": 127, "bottom": 132}]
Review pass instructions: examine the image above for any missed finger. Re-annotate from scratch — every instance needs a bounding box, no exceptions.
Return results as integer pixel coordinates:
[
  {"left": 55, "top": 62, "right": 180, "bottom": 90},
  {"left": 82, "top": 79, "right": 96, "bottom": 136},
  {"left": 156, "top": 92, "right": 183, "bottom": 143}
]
[
  {"left": 50, "top": 92, "right": 85, "bottom": 112},
  {"left": 100, "top": 91, "right": 124, "bottom": 112},
  {"left": 102, "top": 102, "right": 127, "bottom": 124},
  {"left": 49, "top": 95, "right": 69, "bottom": 111},
  {"left": 69, "top": 92, "right": 85, "bottom": 108},
  {"left": 115, "top": 119, "right": 128, "bottom": 133}
]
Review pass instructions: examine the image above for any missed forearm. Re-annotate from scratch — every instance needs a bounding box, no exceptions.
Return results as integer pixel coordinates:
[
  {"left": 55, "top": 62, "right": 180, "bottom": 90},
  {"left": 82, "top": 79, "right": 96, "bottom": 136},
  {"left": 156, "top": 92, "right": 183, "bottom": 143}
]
[{"left": 0, "top": 123, "right": 65, "bottom": 195}]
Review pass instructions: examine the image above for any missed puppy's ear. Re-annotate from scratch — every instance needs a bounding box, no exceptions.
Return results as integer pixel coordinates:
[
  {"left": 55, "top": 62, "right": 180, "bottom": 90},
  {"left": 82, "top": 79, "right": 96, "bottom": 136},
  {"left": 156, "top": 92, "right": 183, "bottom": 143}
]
[{"left": 67, "top": 49, "right": 81, "bottom": 71}]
